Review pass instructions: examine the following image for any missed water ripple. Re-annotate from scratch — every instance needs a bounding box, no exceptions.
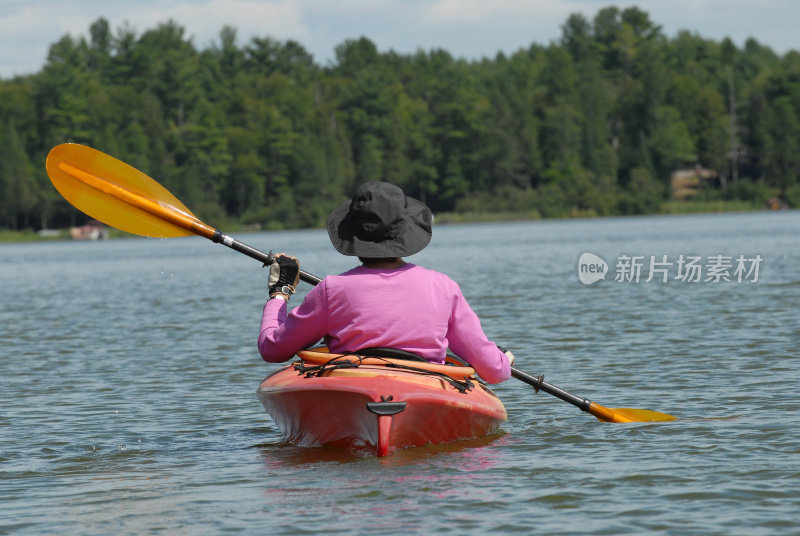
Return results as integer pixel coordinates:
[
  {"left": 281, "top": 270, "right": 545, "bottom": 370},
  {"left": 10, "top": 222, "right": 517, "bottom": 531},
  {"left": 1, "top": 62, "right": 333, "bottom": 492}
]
[{"left": 2, "top": 214, "right": 800, "bottom": 534}]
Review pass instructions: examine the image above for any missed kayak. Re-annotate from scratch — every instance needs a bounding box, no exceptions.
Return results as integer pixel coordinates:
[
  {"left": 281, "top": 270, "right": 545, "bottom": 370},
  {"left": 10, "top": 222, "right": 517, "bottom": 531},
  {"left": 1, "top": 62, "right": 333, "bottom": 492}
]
[
  {"left": 257, "top": 348, "right": 507, "bottom": 456},
  {"left": 256, "top": 348, "right": 507, "bottom": 456}
]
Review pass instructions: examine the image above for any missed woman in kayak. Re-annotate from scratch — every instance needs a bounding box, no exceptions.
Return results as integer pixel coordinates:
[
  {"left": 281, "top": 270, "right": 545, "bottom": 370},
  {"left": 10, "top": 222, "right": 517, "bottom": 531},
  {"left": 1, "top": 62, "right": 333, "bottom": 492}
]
[{"left": 257, "top": 181, "right": 513, "bottom": 384}]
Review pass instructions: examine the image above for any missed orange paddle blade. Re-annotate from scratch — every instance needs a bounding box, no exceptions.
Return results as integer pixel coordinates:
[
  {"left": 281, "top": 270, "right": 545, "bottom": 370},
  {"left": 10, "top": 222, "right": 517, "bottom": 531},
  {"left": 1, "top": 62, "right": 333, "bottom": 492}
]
[
  {"left": 46, "top": 143, "right": 212, "bottom": 238},
  {"left": 589, "top": 403, "right": 677, "bottom": 423}
]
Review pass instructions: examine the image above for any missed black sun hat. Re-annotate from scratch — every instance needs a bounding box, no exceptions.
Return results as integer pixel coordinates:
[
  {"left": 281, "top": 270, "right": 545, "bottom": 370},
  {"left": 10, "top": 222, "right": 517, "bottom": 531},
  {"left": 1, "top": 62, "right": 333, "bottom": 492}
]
[{"left": 327, "top": 181, "right": 433, "bottom": 258}]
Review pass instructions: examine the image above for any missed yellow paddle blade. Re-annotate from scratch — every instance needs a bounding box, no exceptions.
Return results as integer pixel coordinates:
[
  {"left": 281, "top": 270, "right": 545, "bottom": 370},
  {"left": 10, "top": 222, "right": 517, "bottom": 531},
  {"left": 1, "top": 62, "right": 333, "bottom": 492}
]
[
  {"left": 46, "top": 143, "right": 201, "bottom": 238},
  {"left": 610, "top": 408, "right": 677, "bottom": 422},
  {"left": 589, "top": 402, "right": 677, "bottom": 423}
]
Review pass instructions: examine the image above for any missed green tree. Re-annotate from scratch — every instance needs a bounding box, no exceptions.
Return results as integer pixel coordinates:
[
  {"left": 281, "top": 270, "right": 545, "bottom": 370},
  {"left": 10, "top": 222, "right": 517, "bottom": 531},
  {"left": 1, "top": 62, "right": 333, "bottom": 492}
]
[{"left": 0, "top": 122, "right": 36, "bottom": 229}]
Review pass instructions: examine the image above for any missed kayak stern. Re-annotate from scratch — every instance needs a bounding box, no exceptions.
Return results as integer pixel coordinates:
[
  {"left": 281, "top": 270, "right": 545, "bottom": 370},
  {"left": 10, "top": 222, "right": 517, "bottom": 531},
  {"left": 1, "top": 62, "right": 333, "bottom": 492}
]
[{"left": 257, "top": 357, "right": 506, "bottom": 456}]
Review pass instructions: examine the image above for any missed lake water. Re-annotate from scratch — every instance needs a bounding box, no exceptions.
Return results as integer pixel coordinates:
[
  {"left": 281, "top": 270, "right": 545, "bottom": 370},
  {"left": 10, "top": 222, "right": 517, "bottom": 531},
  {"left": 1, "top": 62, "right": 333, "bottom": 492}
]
[{"left": 1, "top": 211, "right": 798, "bottom": 535}]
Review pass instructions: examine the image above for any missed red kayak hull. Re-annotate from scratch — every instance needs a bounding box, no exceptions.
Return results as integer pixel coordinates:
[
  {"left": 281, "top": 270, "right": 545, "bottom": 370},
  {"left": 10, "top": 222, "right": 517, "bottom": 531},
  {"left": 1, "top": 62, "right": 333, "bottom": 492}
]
[{"left": 256, "top": 355, "right": 506, "bottom": 457}]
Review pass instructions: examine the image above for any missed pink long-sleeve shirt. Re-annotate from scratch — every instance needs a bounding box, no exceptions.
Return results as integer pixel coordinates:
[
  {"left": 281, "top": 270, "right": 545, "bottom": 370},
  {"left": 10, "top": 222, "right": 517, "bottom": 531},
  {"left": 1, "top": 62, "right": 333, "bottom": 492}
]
[{"left": 258, "top": 263, "right": 510, "bottom": 384}]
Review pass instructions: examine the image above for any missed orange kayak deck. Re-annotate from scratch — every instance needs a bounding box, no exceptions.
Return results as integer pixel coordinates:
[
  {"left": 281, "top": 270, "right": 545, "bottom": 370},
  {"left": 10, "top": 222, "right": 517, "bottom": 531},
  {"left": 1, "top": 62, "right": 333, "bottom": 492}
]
[{"left": 256, "top": 351, "right": 507, "bottom": 457}]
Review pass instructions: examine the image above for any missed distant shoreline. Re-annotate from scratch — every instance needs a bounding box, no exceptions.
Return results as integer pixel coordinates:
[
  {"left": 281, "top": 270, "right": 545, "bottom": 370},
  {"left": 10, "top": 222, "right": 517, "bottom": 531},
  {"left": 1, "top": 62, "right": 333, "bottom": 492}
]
[
  {"left": 427, "top": 199, "right": 769, "bottom": 224},
  {"left": 1, "top": 200, "right": 779, "bottom": 244}
]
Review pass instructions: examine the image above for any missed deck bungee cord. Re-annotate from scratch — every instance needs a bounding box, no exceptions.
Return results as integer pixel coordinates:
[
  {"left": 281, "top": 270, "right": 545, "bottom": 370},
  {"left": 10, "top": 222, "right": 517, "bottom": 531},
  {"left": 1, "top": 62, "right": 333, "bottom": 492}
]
[{"left": 293, "top": 353, "right": 476, "bottom": 394}]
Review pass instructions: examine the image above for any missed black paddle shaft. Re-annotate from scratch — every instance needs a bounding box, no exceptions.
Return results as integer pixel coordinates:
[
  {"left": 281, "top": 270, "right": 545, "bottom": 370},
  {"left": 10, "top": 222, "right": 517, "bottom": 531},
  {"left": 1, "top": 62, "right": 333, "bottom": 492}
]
[
  {"left": 211, "top": 230, "right": 322, "bottom": 285},
  {"left": 511, "top": 367, "right": 592, "bottom": 413}
]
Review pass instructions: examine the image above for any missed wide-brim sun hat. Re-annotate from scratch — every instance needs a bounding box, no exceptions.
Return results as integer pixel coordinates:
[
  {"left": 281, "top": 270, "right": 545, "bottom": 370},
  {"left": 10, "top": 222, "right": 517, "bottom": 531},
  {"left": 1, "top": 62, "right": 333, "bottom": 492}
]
[{"left": 327, "top": 181, "right": 433, "bottom": 258}]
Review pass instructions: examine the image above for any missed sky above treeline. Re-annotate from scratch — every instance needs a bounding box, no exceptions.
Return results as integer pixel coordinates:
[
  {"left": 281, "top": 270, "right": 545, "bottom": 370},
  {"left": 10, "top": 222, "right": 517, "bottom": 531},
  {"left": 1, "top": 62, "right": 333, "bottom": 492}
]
[{"left": 1, "top": 0, "right": 798, "bottom": 78}]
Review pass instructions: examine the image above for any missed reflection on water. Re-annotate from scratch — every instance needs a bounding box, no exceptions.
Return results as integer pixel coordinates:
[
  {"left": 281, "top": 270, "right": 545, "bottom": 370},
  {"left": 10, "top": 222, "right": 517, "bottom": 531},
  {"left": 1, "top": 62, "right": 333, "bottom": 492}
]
[{"left": 255, "top": 431, "right": 508, "bottom": 469}]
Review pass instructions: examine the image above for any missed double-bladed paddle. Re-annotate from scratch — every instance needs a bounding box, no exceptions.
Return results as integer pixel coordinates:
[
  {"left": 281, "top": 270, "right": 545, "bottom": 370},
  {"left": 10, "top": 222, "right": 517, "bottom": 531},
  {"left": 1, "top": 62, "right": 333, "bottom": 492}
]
[{"left": 46, "top": 143, "right": 676, "bottom": 423}]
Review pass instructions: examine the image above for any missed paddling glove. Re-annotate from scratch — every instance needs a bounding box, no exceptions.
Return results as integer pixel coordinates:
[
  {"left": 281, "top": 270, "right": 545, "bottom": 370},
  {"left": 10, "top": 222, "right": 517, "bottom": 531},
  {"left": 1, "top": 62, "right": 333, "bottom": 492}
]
[{"left": 268, "top": 256, "right": 300, "bottom": 297}]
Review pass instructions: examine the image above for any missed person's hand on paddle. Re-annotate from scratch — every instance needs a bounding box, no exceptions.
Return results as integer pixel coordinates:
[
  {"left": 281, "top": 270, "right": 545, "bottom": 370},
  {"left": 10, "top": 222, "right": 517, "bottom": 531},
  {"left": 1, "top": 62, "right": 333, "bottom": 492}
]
[
  {"left": 268, "top": 254, "right": 300, "bottom": 300},
  {"left": 497, "top": 345, "right": 515, "bottom": 366}
]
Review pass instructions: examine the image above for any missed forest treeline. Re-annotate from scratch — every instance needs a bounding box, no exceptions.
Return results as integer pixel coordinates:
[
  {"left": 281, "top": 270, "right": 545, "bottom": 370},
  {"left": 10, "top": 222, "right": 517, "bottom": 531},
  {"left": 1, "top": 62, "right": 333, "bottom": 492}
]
[{"left": 1, "top": 6, "right": 799, "bottom": 232}]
